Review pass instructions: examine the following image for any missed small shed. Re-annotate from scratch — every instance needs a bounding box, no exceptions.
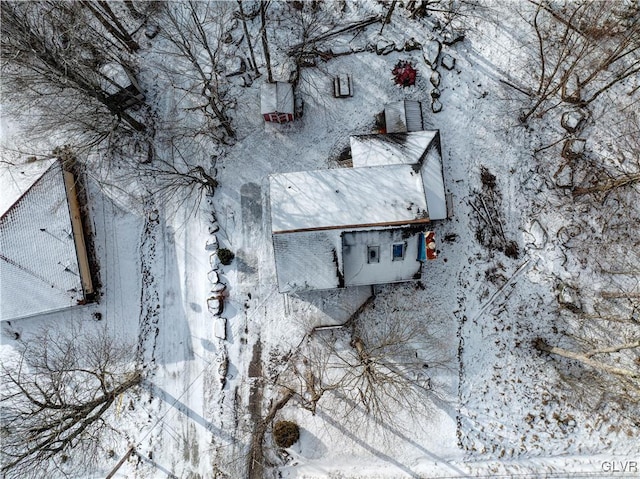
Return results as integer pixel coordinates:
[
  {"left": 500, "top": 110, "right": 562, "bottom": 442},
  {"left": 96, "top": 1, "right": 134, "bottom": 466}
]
[
  {"left": 261, "top": 82, "right": 294, "bottom": 123},
  {"left": 384, "top": 100, "right": 423, "bottom": 133}
]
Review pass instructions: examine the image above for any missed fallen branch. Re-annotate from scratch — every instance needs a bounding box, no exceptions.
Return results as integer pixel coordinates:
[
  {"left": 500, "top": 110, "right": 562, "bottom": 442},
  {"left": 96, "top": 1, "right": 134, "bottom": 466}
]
[{"left": 535, "top": 339, "right": 640, "bottom": 379}]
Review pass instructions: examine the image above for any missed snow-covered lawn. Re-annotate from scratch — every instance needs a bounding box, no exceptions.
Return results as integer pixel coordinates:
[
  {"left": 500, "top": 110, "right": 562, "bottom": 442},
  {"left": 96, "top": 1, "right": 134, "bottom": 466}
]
[{"left": 1, "top": 1, "right": 638, "bottom": 478}]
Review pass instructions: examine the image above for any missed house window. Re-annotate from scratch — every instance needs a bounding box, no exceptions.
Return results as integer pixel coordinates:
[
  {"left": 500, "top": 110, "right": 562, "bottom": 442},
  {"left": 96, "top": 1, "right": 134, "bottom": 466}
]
[
  {"left": 392, "top": 243, "right": 405, "bottom": 261},
  {"left": 367, "top": 245, "right": 380, "bottom": 264}
]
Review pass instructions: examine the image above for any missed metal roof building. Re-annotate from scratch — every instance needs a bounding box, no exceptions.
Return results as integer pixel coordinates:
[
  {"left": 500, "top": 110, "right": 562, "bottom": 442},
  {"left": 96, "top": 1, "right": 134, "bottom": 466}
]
[{"left": 384, "top": 100, "right": 423, "bottom": 133}]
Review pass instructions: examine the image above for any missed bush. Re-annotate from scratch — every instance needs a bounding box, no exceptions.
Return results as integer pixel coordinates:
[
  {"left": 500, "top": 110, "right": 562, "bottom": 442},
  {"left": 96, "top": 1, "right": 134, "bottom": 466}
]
[
  {"left": 273, "top": 420, "right": 300, "bottom": 448},
  {"left": 392, "top": 60, "right": 417, "bottom": 87},
  {"left": 217, "top": 248, "right": 235, "bottom": 266}
]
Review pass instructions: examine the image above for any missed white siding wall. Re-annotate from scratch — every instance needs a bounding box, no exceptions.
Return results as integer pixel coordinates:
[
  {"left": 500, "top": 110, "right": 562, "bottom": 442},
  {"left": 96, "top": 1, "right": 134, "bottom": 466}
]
[{"left": 342, "top": 228, "right": 423, "bottom": 287}]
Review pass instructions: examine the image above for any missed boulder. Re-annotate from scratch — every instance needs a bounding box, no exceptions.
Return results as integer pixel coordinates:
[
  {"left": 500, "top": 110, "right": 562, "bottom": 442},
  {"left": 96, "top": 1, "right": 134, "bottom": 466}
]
[
  {"left": 218, "top": 353, "right": 228, "bottom": 386},
  {"left": 145, "top": 25, "right": 160, "bottom": 39},
  {"left": 207, "top": 270, "right": 219, "bottom": 284},
  {"left": 375, "top": 38, "right": 395, "bottom": 55},
  {"left": 211, "top": 282, "right": 227, "bottom": 294},
  {"left": 561, "top": 138, "right": 586, "bottom": 160},
  {"left": 554, "top": 163, "right": 574, "bottom": 188},
  {"left": 205, "top": 236, "right": 218, "bottom": 251},
  {"left": 557, "top": 283, "right": 582, "bottom": 313},
  {"left": 330, "top": 44, "right": 352, "bottom": 56},
  {"left": 441, "top": 54, "right": 456, "bottom": 70},
  {"left": 423, "top": 39, "right": 441, "bottom": 67},
  {"left": 561, "top": 110, "right": 586, "bottom": 133},
  {"left": 404, "top": 37, "right": 422, "bottom": 52},
  {"left": 524, "top": 219, "right": 548, "bottom": 249},
  {"left": 562, "top": 74, "right": 581, "bottom": 103},
  {"left": 430, "top": 70, "right": 441, "bottom": 88},
  {"left": 430, "top": 88, "right": 441, "bottom": 99},
  {"left": 431, "top": 99, "right": 443, "bottom": 113},
  {"left": 207, "top": 297, "right": 224, "bottom": 316},
  {"left": 214, "top": 317, "right": 227, "bottom": 340},
  {"left": 442, "top": 30, "right": 465, "bottom": 46}
]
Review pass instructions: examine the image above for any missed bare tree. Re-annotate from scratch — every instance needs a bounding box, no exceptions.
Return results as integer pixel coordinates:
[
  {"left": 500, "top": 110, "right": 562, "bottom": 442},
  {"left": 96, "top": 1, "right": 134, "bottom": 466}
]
[
  {"left": 140, "top": 140, "right": 220, "bottom": 212},
  {"left": 159, "top": 0, "right": 237, "bottom": 141},
  {"left": 79, "top": 0, "right": 141, "bottom": 53},
  {"left": 237, "top": 1, "right": 261, "bottom": 76},
  {"left": 519, "top": 0, "right": 640, "bottom": 123},
  {"left": 1, "top": 325, "right": 141, "bottom": 478},
  {"left": 276, "top": 301, "right": 451, "bottom": 426},
  {"left": 534, "top": 300, "right": 640, "bottom": 412},
  {"left": 260, "top": 1, "right": 274, "bottom": 83},
  {"left": 1, "top": 0, "right": 149, "bottom": 144},
  {"left": 572, "top": 110, "right": 640, "bottom": 198}
]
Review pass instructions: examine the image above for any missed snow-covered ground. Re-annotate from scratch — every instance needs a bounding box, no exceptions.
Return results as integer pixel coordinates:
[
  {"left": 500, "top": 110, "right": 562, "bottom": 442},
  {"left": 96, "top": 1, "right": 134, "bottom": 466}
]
[{"left": 1, "top": 1, "right": 638, "bottom": 478}]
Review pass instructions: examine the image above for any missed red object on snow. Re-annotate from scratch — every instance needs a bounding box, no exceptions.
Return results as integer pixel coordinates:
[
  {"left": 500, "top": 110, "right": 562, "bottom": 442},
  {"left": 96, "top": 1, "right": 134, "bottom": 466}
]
[
  {"left": 392, "top": 61, "right": 418, "bottom": 87},
  {"left": 425, "top": 231, "right": 437, "bottom": 260}
]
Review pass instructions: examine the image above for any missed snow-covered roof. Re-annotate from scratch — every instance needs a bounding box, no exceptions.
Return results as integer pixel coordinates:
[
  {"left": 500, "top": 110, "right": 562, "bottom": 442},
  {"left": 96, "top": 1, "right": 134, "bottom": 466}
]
[
  {"left": 0, "top": 158, "right": 58, "bottom": 218},
  {"left": 350, "top": 131, "right": 438, "bottom": 168},
  {"left": 273, "top": 230, "right": 342, "bottom": 292},
  {"left": 261, "top": 82, "right": 294, "bottom": 114},
  {"left": 270, "top": 164, "right": 429, "bottom": 233},
  {"left": 0, "top": 159, "right": 84, "bottom": 320}
]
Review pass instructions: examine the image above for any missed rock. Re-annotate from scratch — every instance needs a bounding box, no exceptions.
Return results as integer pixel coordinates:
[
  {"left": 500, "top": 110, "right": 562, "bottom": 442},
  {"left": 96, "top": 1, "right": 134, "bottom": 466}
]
[
  {"left": 561, "top": 110, "right": 586, "bottom": 133},
  {"left": 561, "top": 138, "right": 586, "bottom": 160},
  {"left": 205, "top": 236, "right": 218, "bottom": 251},
  {"left": 557, "top": 283, "right": 582, "bottom": 313},
  {"left": 431, "top": 99, "right": 443, "bottom": 113},
  {"left": 404, "top": 37, "right": 422, "bottom": 51},
  {"left": 211, "top": 282, "right": 227, "bottom": 294},
  {"left": 554, "top": 163, "right": 574, "bottom": 188},
  {"left": 430, "top": 70, "right": 441, "bottom": 88},
  {"left": 375, "top": 38, "right": 395, "bottom": 55},
  {"left": 423, "top": 39, "right": 441, "bottom": 67},
  {"left": 214, "top": 317, "right": 227, "bottom": 340},
  {"left": 441, "top": 54, "right": 456, "bottom": 70},
  {"left": 562, "top": 73, "right": 581, "bottom": 103},
  {"left": 430, "top": 88, "right": 441, "bottom": 99},
  {"left": 145, "top": 25, "right": 160, "bottom": 39},
  {"left": 330, "top": 44, "right": 352, "bottom": 56},
  {"left": 209, "top": 253, "right": 220, "bottom": 269},
  {"left": 442, "top": 30, "right": 465, "bottom": 46},
  {"left": 218, "top": 352, "right": 228, "bottom": 386},
  {"left": 207, "top": 270, "right": 219, "bottom": 284},
  {"left": 524, "top": 219, "right": 548, "bottom": 249},
  {"left": 207, "top": 297, "right": 224, "bottom": 316}
]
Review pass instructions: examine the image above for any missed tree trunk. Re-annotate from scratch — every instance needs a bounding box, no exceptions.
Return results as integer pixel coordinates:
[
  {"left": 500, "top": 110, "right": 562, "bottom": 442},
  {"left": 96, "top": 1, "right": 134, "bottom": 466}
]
[
  {"left": 260, "top": 1, "right": 273, "bottom": 83},
  {"left": 379, "top": 0, "right": 397, "bottom": 34},
  {"left": 573, "top": 173, "right": 640, "bottom": 196},
  {"left": 535, "top": 339, "right": 639, "bottom": 378},
  {"left": 248, "top": 390, "right": 294, "bottom": 479},
  {"left": 80, "top": 1, "right": 140, "bottom": 52},
  {"left": 238, "top": 1, "right": 260, "bottom": 75}
]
